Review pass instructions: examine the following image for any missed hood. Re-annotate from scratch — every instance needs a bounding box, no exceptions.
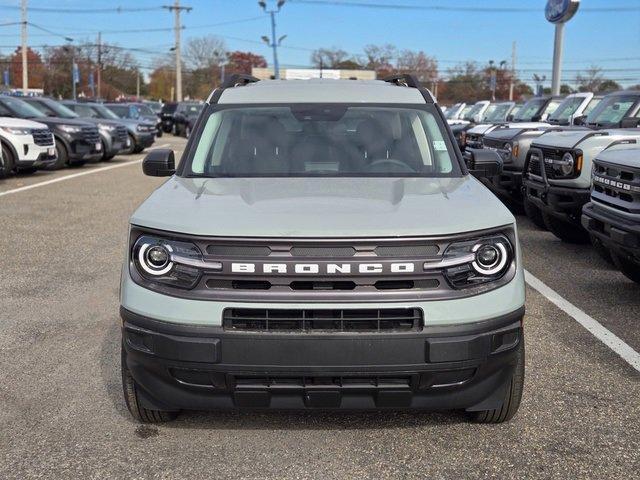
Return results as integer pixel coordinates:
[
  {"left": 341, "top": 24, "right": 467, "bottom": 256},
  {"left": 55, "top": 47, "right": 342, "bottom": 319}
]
[
  {"left": 485, "top": 127, "right": 534, "bottom": 142},
  {"left": 447, "top": 119, "right": 470, "bottom": 126},
  {"left": 0, "top": 116, "right": 48, "bottom": 129},
  {"left": 532, "top": 130, "right": 604, "bottom": 149},
  {"left": 30, "top": 116, "right": 96, "bottom": 127},
  {"left": 450, "top": 123, "right": 472, "bottom": 133},
  {"left": 595, "top": 147, "right": 640, "bottom": 169},
  {"left": 467, "top": 124, "right": 494, "bottom": 135},
  {"left": 131, "top": 176, "right": 515, "bottom": 238}
]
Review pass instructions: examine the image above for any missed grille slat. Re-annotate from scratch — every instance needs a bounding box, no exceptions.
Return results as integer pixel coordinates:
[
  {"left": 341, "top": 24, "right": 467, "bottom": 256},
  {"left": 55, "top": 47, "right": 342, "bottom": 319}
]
[
  {"left": 31, "top": 128, "right": 53, "bottom": 146},
  {"left": 81, "top": 126, "right": 100, "bottom": 144},
  {"left": 223, "top": 308, "right": 423, "bottom": 332}
]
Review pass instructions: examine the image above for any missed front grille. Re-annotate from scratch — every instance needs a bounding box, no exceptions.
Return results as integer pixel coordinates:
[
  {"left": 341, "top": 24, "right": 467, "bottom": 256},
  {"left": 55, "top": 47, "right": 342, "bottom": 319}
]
[
  {"left": 482, "top": 138, "right": 505, "bottom": 149},
  {"left": 592, "top": 159, "right": 640, "bottom": 213},
  {"left": 115, "top": 125, "right": 128, "bottom": 142},
  {"left": 31, "top": 128, "right": 53, "bottom": 146},
  {"left": 465, "top": 134, "right": 483, "bottom": 149},
  {"left": 223, "top": 308, "right": 423, "bottom": 332},
  {"left": 233, "top": 375, "right": 412, "bottom": 390},
  {"left": 205, "top": 242, "right": 439, "bottom": 258},
  {"left": 81, "top": 126, "right": 100, "bottom": 144}
]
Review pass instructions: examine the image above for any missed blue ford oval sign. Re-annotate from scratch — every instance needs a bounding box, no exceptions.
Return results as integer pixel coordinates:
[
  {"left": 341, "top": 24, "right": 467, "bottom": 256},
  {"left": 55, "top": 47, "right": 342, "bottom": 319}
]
[{"left": 545, "top": 0, "right": 580, "bottom": 24}]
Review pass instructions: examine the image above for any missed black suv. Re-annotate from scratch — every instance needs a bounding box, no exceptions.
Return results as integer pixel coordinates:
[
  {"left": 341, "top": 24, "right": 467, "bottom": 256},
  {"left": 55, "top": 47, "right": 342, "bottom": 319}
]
[
  {"left": 172, "top": 102, "right": 204, "bottom": 137},
  {"left": 23, "top": 97, "right": 128, "bottom": 161},
  {"left": 160, "top": 102, "right": 177, "bottom": 133},
  {"left": 0, "top": 96, "right": 101, "bottom": 169}
]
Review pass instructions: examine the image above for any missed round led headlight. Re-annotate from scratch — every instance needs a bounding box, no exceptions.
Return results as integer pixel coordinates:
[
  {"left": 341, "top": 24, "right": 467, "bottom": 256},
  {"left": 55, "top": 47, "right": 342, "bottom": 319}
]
[
  {"left": 472, "top": 241, "right": 508, "bottom": 275},
  {"left": 504, "top": 143, "right": 512, "bottom": 153},
  {"left": 560, "top": 152, "right": 574, "bottom": 175},
  {"left": 137, "top": 242, "right": 173, "bottom": 275}
]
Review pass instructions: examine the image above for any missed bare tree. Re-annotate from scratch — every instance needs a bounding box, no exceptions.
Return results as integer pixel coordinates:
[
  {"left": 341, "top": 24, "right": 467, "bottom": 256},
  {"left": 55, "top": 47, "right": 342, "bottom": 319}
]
[
  {"left": 310, "top": 47, "right": 349, "bottom": 68},
  {"left": 183, "top": 35, "right": 227, "bottom": 70},
  {"left": 362, "top": 44, "right": 397, "bottom": 73},
  {"left": 575, "top": 66, "right": 603, "bottom": 92},
  {"left": 396, "top": 50, "right": 438, "bottom": 83}
]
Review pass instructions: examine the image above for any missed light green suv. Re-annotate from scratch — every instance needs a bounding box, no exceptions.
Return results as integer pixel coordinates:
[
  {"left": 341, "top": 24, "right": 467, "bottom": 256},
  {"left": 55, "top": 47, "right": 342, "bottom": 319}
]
[{"left": 120, "top": 74, "right": 526, "bottom": 423}]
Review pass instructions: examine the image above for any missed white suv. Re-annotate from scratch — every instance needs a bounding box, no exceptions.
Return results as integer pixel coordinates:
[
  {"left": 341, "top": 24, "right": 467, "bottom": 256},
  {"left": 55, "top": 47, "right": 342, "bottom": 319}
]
[{"left": 0, "top": 117, "right": 57, "bottom": 176}]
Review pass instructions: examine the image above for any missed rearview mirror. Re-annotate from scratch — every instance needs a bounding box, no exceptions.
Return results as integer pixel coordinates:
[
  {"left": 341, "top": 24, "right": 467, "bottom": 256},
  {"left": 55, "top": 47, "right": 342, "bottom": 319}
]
[
  {"left": 506, "top": 114, "right": 514, "bottom": 122},
  {"left": 465, "top": 148, "right": 503, "bottom": 178},
  {"left": 573, "top": 115, "right": 586, "bottom": 126},
  {"left": 142, "top": 149, "right": 175, "bottom": 177},
  {"left": 620, "top": 117, "right": 640, "bottom": 129}
]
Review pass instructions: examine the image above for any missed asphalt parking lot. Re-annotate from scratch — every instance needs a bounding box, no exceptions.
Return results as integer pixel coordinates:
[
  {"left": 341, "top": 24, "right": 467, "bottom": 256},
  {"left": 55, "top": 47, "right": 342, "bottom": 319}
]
[{"left": 1, "top": 134, "right": 639, "bottom": 479}]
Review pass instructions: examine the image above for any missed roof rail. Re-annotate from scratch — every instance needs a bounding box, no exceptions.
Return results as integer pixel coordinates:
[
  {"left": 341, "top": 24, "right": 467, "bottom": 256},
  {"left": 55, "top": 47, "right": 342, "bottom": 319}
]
[
  {"left": 382, "top": 73, "right": 435, "bottom": 104},
  {"left": 221, "top": 74, "right": 260, "bottom": 89},
  {"left": 383, "top": 74, "right": 422, "bottom": 89}
]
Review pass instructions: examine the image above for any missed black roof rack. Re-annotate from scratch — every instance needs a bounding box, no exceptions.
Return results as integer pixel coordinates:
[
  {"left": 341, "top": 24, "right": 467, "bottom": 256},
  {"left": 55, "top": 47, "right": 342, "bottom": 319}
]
[
  {"left": 383, "top": 74, "right": 422, "bottom": 88},
  {"left": 221, "top": 74, "right": 260, "bottom": 89},
  {"left": 382, "top": 73, "right": 435, "bottom": 104}
]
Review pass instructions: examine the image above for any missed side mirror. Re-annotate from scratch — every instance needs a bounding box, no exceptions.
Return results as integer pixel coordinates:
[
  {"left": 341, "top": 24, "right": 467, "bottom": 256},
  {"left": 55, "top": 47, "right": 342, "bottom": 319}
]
[
  {"left": 573, "top": 115, "right": 586, "bottom": 126},
  {"left": 142, "top": 149, "right": 175, "bottom": 177},
  {"left": 620, "top": 117, "right": 640, "bottom": 129},
  {"left": 466, "top": 148, "right": 503, "bottom": 178}
]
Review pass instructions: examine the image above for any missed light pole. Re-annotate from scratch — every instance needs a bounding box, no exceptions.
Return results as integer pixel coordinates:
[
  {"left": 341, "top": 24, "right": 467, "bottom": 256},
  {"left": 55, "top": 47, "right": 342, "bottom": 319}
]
[
  {"left": 259, "top": 0, "right": 286, "bottom": 79},
  {"left": 545, "top": 0, "right": 580, "bottom": 95}
]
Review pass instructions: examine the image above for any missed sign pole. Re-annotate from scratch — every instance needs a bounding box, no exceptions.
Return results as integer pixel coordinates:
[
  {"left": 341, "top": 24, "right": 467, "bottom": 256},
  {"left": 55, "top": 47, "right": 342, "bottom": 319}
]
[{"left": 551, "top": 22, "right": 565, "bottom": 95}]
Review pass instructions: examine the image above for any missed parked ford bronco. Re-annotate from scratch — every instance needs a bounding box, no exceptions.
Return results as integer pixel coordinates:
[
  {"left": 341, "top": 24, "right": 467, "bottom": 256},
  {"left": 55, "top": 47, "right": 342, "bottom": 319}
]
[
  {"left": 120, "top": 75, "right": 526, "bottom": 424},
  {"left": 582, "top": 147, "right": 640, "bottom": 283},
  {"left": 524, "top": 129, "right": 640, "bottom": 242}
]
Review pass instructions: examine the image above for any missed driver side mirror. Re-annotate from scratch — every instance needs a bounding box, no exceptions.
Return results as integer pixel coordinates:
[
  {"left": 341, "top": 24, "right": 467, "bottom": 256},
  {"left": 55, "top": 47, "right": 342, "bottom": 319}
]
[
  {"left": 620, "top": 117, "right": 640, "bottom": 129},
  {"left": 573, "top": 115, "right": 586, "bottom": 126},
  {"left": 466, "top": 148, "right": 503, "bottom": 178},
  {"left": 142, "top": 149, "right": 175, "bottom": 177}
]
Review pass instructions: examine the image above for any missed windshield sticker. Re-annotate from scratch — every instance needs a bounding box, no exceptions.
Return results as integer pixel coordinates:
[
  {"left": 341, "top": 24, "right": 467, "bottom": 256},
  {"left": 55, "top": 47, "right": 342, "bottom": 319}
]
[{"left": 433, "top": 140, "right": 447, "bottom": 151}]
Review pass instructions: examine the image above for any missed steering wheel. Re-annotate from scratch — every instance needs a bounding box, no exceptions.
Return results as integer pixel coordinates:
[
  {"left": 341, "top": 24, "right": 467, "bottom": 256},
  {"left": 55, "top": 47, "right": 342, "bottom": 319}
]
[{"left": 365, "top": 158, "right": 416, "bottom": 173}]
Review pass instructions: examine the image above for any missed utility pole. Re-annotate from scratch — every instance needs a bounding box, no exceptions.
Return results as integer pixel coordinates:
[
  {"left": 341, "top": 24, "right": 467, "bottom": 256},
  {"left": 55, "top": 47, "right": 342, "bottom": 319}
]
[
  {"left": 21, "top": 0, "right": 28, "bottom": 93},
  {"left": 509, "top": 41, "right": 516, "bottom": 101},
  {"left": 259, "top": 1, "right": 286, "bottom": 79},
  {"left": 96, "top": 32, "right": 102, "bottom": 99},
  {"left": 163, "top": 1, "right": 191, "bottom": 102},
  {"left": 136, "top": 72, "right": 140, "bottom": 99}
]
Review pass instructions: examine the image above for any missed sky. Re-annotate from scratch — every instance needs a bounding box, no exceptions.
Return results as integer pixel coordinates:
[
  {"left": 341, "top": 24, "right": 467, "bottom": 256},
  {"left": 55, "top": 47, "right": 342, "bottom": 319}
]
[{"left": 0, "top": 0, "right": 638, "bottom": 88}]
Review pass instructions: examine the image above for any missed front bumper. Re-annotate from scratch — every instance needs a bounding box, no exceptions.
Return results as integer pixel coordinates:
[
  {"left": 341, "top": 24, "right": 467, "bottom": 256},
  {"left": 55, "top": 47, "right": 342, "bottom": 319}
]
[
  {"left": 488, "top": 166, "right": 523, "bottom": 197},
  {"left": 524, "top": 177, "right": 590, "bottom": 223},
  {"left": 582, "top": 202, "right": 640, "bottom": 257},
  {"left": 122, "top": 306, "right": 524, "bottom": 412},
  {"left": 133, "top": 131, "right": 156, "bottom": 149}
]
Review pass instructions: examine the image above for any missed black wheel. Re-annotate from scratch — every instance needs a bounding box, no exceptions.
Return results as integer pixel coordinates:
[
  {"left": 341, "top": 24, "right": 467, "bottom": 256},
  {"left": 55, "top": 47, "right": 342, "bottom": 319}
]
[
  {"left": 472, "top": 337, "right": 525, "bottom": 424},
  {"left": 612, "top": 252, "right": 640, "bottom": 284},
  {"left": 590, "top": 235, "right": 614, "bottom": 265},
  {"left": 0, "top": 142, "right": 15, "bottom": 178},
  {"left": 523, "top": 198, "right": 546, "bottom": 230},
  {"left": 156, "top": 129, "right": 163, "bottom": 138},
  {"left": 100, "top": 140, "right": 110, "bottom": 161},
  {"left": 542, "top": 212, "right": 590, "bottom": 244},
  {"left": 121, "top": 347, "right": 179, "bottom": 423},
  {"left": 122, "top": 133, "right": 136, "bottom": 155},
  {"left": 103, "top": 153, "right": 116, "bottom": 162},
  {"left": 46, "top": 139, "right": 68, "bottom": 170}
]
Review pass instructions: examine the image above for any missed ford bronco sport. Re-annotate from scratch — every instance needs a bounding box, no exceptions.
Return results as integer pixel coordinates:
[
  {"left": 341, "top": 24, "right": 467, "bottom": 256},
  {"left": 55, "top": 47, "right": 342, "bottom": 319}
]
[
  {"left": 120, "top": 75, "right": 526, "bottom": 424},
  {"left": 582, "top": 147, "right": 640, "bottom": 283}
]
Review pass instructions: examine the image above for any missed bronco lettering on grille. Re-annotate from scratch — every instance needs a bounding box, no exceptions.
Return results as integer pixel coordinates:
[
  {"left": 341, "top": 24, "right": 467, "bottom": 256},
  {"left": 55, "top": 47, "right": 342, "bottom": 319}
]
[{"left": 230, "top": 262, "right": 416, "bottom": 275}]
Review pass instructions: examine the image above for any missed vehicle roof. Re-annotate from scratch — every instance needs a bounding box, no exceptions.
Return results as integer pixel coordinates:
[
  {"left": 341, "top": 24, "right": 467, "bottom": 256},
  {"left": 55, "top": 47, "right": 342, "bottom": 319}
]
[
  {"left": 217, "top": 79, "right": 427, "bottom": 105},
  {"left": 603, "top": 90, "right": 640, "bottom": 97}
]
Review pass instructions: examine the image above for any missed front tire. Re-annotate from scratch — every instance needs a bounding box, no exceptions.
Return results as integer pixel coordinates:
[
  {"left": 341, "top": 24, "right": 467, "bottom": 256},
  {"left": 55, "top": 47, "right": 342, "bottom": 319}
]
[
  {"left": 523, "top": 198, "right": 546, "bottom": 230},
  {"left": 121, "top": 347, "right": 179, "bottom": 423},
  {"left": 472, "top": 337, "right": 525, "bottom": 424},
  {"left": 47, "top": 139, "right": 68, "bottom": 170},
  {"left": 543, "top": 212, "right": 590, "bottom": 244},
  {"left": 122, "top": 133, "right": 136, "bottom": 155},
  {"left": 612, "top": 252, "right": 640, "bottom": 284},
  {"left": 0, "top": 142, "right": 15, "bottom": 178}
]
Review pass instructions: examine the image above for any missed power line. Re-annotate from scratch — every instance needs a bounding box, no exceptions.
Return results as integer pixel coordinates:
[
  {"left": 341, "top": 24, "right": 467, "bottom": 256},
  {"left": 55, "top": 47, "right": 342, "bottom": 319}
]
[
  {"left": 288, "top": 0, "right": 640, "bottom": 12},
  {"left": 0, "top": 4, "right": 166, "bottom": 14}
]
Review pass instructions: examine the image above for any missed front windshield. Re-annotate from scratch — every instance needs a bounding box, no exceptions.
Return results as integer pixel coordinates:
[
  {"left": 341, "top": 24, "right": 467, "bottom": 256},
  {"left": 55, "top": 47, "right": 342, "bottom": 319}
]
[
  {"left": 134, "top": 104, "right": 155, "bottom": 117},
  {"left": 513, "top": 98, "right": 546, "bottom": 121},
  {"left": 445, "top": 103, "right": 462, "bottom": 119},
  {"left": 39, "top": 99, "right": 78, "bottom": 119},
  {"left": 188, "top": 105, "right": 460, "bottom": 178},
  {"left": 457, "top": 105, "right": 472, "bottom": 120},
  {"left": 586, "top": 95, "right": 638, "bottom": 125},
  {"left": 549, "top": 97, "right": 583, "bottom": 122},
  {"left": 463, "top": 103, "right": 485, "bottom": 121},
  {"left": 92, "top": 104, "right": 121, "bottom": 120},
  {"left": 107, "top": 105, "right": 129, "bottom": 118},
  {"left": 484, "top": 103, "right": 513, "bottom": 122},
  {"left": 0, "top": 97, "right": 45, "bottom": 118}
]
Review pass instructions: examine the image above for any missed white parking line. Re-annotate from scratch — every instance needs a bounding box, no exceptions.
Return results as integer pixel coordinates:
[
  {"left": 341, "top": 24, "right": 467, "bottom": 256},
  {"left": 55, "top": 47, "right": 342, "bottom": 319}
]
[
  {"left": 525, "top": 269, "right": 640, "bottom": 373},
  {"left": 0, "top": 143, "right": 171, "bottom": 198}
]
